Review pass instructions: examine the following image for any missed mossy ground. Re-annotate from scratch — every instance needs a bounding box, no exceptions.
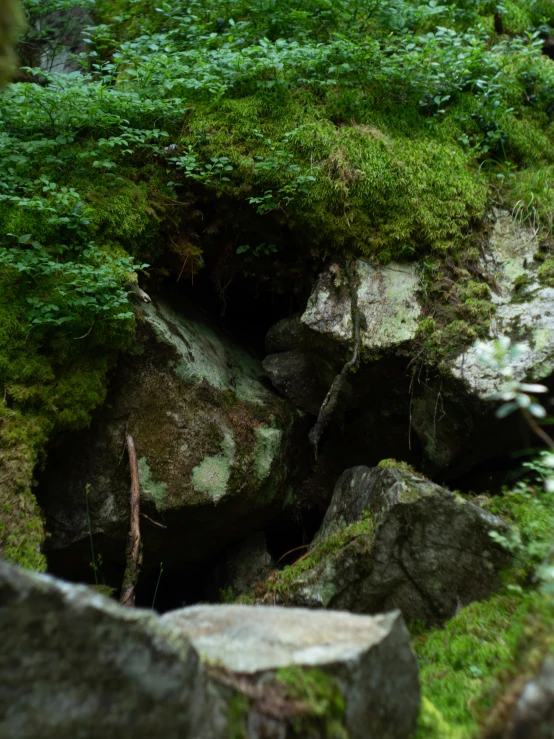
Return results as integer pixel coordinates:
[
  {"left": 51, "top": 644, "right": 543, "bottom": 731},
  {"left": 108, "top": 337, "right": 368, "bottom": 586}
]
[{"left": 414, "top": 591, "right": 554, "bottom": 738}]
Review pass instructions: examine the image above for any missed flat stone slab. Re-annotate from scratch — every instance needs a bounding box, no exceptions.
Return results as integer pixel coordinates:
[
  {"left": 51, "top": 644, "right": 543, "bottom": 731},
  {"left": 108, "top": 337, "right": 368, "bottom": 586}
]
[{"left": 163, "top": 604, "right": 420, "bottom": 739}]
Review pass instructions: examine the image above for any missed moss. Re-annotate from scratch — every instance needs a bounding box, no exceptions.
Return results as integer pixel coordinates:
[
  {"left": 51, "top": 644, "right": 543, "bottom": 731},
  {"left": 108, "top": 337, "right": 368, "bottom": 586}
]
[
  {"left": 227, "top": 692, "right": 249, "bottom": 739},
  {"left": 266, "top": 514, "right": 375, "bottom": 599},
  {"left": 538, "top": 257, "right": 554, "bottom": 286},
  {"left": 378, "top": 458, "right": 423, "bottom": 476},
  {"left": 414, "top": 592, "right": 554, "bottom": 738},
  {"left": 0, "top": 405, "right": 47, "bottom": 571},
  {"left": 276, "top": 666, "right": 348, "bottom": 738}
]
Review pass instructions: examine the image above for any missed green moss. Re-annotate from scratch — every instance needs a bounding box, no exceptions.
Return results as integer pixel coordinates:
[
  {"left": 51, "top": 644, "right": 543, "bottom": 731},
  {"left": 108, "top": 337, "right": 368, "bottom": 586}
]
[
  {"left": 276, "top": 666, "right": 348, "bottom": 738},
  {"left": 414, "top": 592, "right": 554, "bottom": 738},
  {"left": 227, "top": 692, "right": 249, "bottom": 739},
  {"left": 378, "top": 458, "right": 423, "bottom": 476},
  {"left": 0, "top": 405, "right": 47, "bottom": 571},
  {"left": 266, "top": 514, "right": 375, "bottom": 598}
]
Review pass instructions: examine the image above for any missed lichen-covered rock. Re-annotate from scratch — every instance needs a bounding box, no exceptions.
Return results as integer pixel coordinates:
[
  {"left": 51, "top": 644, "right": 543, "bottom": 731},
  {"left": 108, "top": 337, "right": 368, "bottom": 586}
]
[
  {"left": 162, "top": 604, "right": 420, "bottom": 739},
  {"left": 301, "top": 260, "right": 421, "bottom": 353},
  {"left": 449, "top": 210, "right": 554, "bottom": 398},
  {"left": 39, "top": 296, "right": 302, "bottom": 578},
  {"left": 0, "top": 559, "right": 221, "bottom": 739},
  {"left": 264, "top": 465, "right": 511, "bottom": 623}
]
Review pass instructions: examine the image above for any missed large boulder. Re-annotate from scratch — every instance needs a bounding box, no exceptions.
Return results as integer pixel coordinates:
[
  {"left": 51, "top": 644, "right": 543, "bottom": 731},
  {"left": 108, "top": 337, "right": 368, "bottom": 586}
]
[
  {"left": 163, "top": 604, "right": 420, "bottom": 739},
  {"left": 0, "top": 559, "right": 420, "bottom": 739},
  {"left": 301, "top": 260, "right": 421, "bottom": 353},
  {"left": 262, "top": 465, "right": 511, "bottom": 623},
  {"left": 38, "top": 296, "right": 303, "bottom": 582},
  {"left": 262, "top": 261, "right": 421, "bottom": 415},
  {"left": 0, "top": 559, "right": 219, "bottom": 739}
]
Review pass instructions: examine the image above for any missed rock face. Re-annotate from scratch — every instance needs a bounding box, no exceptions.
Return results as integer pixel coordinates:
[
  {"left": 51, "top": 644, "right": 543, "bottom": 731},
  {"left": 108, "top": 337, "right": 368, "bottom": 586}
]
[
  {"left": 301, "top": 261, "right": 421, "bottom": 353},
  {"left": 262, "top": 261, "right": 421, "bottom": 417},
  {"left": 163, "top": 604, "right": 420, "bottom": 739},
  {"left": 449, "top": 210, "right": 554, "bottom": 398},
  {"left": 264, "top": 465, "right": 511, "bottom": 623},
  {"left": 38, "top": 296, "right": 302, "bottom": 580},
  {"left": 0, "top": 559, "right": 420, "bottom": 739},
  {"left": 0, "top": 559, "right": 218, "bottom": 739}
]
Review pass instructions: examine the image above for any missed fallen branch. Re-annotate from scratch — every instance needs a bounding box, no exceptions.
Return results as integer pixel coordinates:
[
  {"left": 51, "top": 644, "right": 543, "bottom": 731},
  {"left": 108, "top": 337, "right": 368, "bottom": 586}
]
[
  {"left": 309, "top": 261, "right": 361, "bottom": 458},
  {"left": 120, "top": 435, "right": 142, "bottom": 606}
]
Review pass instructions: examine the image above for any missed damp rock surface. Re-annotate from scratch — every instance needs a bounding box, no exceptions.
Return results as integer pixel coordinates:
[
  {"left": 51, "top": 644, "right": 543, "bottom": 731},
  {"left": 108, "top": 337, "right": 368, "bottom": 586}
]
[
  {"left": 38, "top": 296, "right": 302, "bottom": 575},
  {"left": 264, "top": 465, "right": 511, "bottom": 623},
  {"left": 162, "top": 603, "right": 420, "bottom": 739}
]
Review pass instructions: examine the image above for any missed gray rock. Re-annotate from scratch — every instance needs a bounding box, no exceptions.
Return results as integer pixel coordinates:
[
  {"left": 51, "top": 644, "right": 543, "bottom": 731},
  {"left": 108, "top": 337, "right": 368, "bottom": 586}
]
[
  {"left": 39, "top": 296, "right": 301, "bottom": 576},
  {"left": 266, "top": 466, "right": 511, "bottom": 623},
  {"left": 0, "top": 559, "right": 420, "bottom": 739},
  {"left": 0, "top": 559, "right": 220, "bottom": 739},
  {"left": 263, "top": 351, "right": 341, "bottom": 414},
  {"left": 449, "top": 210, "right": 554, "bottom": 398},
  {"left": 301, "top": 260, "right": 421, "bottom": 353},
  {"left": 503, "top": 658, "right": 554, "bottom": 739},
  {"left": 162, "top": 604, "right": 420, "bottom": 739}
]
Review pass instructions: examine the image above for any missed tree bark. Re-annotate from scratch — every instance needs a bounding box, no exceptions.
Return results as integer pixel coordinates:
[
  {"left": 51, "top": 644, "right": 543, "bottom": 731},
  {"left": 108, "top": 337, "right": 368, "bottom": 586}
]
[{"left": 120, "top": 435, "right": 142, "bottom": 606}]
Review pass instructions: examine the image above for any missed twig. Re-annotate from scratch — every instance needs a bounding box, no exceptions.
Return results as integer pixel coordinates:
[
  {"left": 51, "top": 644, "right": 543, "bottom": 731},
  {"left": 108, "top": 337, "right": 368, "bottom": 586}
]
[
  {"left": 120, "top": 435, "right": 142, "bottom": 606},
  {"left": 277, "top": 544, "right": 310, "bottom": 564},
  {"left": 140, "top": 512, "right": 168, "bottom": 529}
]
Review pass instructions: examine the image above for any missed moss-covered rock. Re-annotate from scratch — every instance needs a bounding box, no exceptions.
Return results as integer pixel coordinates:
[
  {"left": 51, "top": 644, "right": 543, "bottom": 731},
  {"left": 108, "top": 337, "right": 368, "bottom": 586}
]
[
  {"left": 38, "top": 295, "right": 303, "bottom": 580},
  {"left": 262, "top": 466, "right": 511, "bottom": 623},
  {"left": 414, "top": 591, "right": 554, "bottom": 738},
  {"left": 162, "top": 603, "right": 420, "bottom": 739}
]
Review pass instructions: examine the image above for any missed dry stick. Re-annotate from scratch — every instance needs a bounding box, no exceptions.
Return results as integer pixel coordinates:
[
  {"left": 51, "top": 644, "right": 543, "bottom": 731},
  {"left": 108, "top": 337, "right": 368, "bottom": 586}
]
[
  {"left": 120, "top": 435, "right": 142, "bottom": 607},
  {"left": 309, "top": 261, "right": 361, "bottom": 458}
]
